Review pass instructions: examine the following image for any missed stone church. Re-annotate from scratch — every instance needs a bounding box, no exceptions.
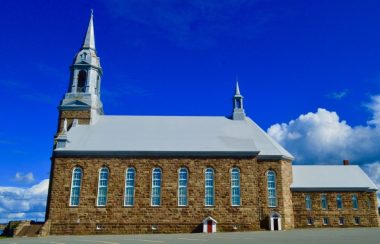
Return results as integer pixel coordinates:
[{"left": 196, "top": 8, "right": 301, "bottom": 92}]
[{"left": 44, "top": 13, "right": 379, "bottom": 235}]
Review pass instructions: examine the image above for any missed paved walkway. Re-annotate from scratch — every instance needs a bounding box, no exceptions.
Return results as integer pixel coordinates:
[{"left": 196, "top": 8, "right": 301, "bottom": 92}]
[{"left": 1, "top": 228, "right": 379, "bottom": 244}]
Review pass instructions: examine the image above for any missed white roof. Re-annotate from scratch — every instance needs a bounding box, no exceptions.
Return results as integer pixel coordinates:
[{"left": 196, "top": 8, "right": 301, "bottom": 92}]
[
  {"left": 291, "top": 165, "right": 378, "bottom": 191},
  {"left": 55, "top": 115, "right": 293, "bottom": 159}
]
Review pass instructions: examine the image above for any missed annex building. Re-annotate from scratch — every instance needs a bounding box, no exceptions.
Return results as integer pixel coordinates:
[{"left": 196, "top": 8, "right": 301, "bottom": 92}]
[{"left": 44, "top": 13, "right": 379, "bottom": 235}]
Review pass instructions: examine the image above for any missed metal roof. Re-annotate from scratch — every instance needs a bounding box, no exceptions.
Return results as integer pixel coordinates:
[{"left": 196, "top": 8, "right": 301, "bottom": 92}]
[
  {"left": 54, "top": 115, "right": 294, "bottom": 159},
  {"left": 291, "top": 165, "right": 378, "bottom": 191}
]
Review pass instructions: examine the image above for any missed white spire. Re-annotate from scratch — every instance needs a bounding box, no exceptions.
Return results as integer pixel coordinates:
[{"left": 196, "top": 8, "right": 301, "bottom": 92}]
[
  {"left": 235, "top": 81, "right": 241, "bottom": 96},
  {"left": 82, "top": 10, "right": 96, "bottom": 50}
]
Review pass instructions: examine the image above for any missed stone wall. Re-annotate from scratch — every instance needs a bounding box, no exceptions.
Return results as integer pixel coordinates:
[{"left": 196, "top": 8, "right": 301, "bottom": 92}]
[
  {"left": 48, "top": 156, "right": 291, "bottom": 234},
  {"left": 257, "top": 159, "right": 294, "bottom": 230},
  {"left": 292, "top": 191, "right": 379, "bottom": 228},
  {"left": 56, "top": 110, "right": 91, "bottom": 135}
]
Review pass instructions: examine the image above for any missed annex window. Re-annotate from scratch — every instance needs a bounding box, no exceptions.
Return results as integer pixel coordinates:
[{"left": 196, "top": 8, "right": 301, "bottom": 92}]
[
  {"left": 69, "top": 167, "right": 82, "bottom": 206},
  {"left": 338, "top": 217, "right": 345, "bottom": 225},
  {"left": 77, "top": 70, "right": 87, "bottom": 93},
  {"left": 352, "top": 194, "right": 358, "bottom": 210},
  {"left": 307, "top": 217, "right": 314, "bottom": 225},
  {"left": 178, "top": 168, "right": 188, "bottom": 206},
  {"left": 97, "top": 167, "right": 109, "bottom": 207},
  {"left": 151, "top": 168, "right": 162, "bottom": 206},
  {"left": 267, "top": 170, "right": 277, "bottom": 207},
  {"left": 231, "top": 168, "right": 241, "bottom": 206},
  {"left": 354, "top": 216, "right": 360, "bottom": 225},
  {"left": 322, "top": 217, "right": 329, "bottom": 225},
  {"left": 336, "top": 194, "right": 343, "bottom": 209},
  {"left": 205, "top": 168, "right": 215, "bottom": 207},
  {"left": 305, "top": 194, "right": 312, "bottom": 210},
  {"left": 124, "top": 168, "right": 135, "bottom": 206},
  {"left": 321, "top": 194, "right": 328, "bottom": 210}
]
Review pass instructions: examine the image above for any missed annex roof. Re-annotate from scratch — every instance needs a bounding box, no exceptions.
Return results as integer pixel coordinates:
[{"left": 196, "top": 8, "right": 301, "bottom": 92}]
[
  {"left": 291, "top": 165, "right": 378, "bottom": 192},
  {"left": 54, "top": 115, "right": 294, "bottom": 159}
]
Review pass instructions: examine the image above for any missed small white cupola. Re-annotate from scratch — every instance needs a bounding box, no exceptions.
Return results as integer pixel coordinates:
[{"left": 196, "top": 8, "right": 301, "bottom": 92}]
[{"left": 232, "top": 81, "right": 246, "bottom": 120}]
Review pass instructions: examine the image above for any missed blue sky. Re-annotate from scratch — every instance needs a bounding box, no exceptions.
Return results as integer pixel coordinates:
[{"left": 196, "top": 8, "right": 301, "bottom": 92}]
[{"left": 1, "top": 0, "right": 380, "bottom": 222}]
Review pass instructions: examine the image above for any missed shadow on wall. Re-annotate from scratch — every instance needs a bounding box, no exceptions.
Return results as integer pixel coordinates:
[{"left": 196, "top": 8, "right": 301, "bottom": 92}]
[
  {"left": 260, "top": 216, "right": 270, "bottom": 230},
  {"left": 192, "top": 223, "right": 203, "bottom": 233}
]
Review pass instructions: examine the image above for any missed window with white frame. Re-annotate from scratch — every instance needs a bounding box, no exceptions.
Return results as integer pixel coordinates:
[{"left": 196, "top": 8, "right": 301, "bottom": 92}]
[
  {"left": 230, "top": 168, "right": 241, "bottom": 206},
  {"left": 97, "top": 167, "right": 109, "bottom": 206},
  {"left": 205, "top": 168, "right": 215, "bottom": 207},
  {"left": 322, "top": 217, "right": 329, "bottom": 225},
  {"left": 267, "top": 170, "right": 277, "bottom": 207},
  {"left": 178, "top": 168, "right": 188, "bottom": 206},
  {"left": 124, "top": 168, "right": 135, "bottom": 206},
  {"left": 305, "top": 194, "right": 312, "bottom": 210},
  {"left": 336, "top": 194, "right": 343, "bottom": 209},
  {"left": 69, "top": 167, "right": 82, "bottom": 206},
  {"left": 352, "top": 194, "right": 358, "bottom": 210},
  {"left": 151, "top": 168, "right": 162, "bottom": 206},
  {"left": 321, "top": 194, "right": 328, "bottom": 210}
]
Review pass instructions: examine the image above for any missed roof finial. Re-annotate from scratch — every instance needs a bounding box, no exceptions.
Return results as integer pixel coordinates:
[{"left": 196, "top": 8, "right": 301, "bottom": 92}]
[{"left": 82, "top": 10, "right": 96, "bottom": 50}]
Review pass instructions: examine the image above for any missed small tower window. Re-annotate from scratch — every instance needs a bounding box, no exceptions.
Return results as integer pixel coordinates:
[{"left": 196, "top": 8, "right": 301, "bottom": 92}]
[
  {"left": 236, "top": 99, "right": 242, "bottom": 109},
  {"left": 77, "top": 70, "right": 87, "bottom": 93}
]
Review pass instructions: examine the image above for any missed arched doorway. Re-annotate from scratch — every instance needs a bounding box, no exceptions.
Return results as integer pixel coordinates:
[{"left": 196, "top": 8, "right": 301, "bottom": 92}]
[{"left": 269, "top": 212, "right": 281, "bottom": 231}]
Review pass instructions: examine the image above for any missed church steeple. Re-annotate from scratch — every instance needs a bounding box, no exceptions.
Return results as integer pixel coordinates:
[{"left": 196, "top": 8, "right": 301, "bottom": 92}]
[
  {"left": 232, "top": 81, "right": 246, "bottom": 120},
  {"left": 56, "top": 11, "right": 103, "bottom": 135},
  {"left": 82, "top": 10, "right": 95, "bottom": 51}
]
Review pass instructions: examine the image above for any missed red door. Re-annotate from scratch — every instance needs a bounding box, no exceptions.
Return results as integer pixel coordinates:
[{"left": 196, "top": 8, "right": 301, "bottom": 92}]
[{"left": 207, "top": 220, "right": 213, "bottom": 233}]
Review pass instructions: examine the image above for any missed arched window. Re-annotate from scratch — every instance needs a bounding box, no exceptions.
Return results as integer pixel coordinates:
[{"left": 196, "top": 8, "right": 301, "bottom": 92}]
[
  {"left": 205, "top": 168, "right": 215, "bottom": 207},
  {"left": 336, "top": 194, "right": 343, "bottom": 209},
  {"left": 77, "top": 70, "right": 87, "bottom": 93},
  {"left": 321, "top": 194, "right": 328, "bottom": 210},
  {"left": 267, "top": 170, "right": 277, "bottom": 207},
  {"left": 352, "top": 194, "right": 358, "bottom": 209},
  {"left": 178, "top": 168, "right": 188, "bottom": 206},
  {"left": 69, "top": 167, "right": 82, "bottom": 206},
  {"left": 231, "top": 168, "right": 240, "bottom": 206},
  {"left": 151, "top": 168, "right": 162, "bottom": 206},
  {"left": 305, "top": 194, "right": 312, "bottom": 210},
  {"left": 97, "top": 167, "right": 109, "bottom": 206},
  {"left": 124, "top": 168, "right": 135, "bottom": 206}
]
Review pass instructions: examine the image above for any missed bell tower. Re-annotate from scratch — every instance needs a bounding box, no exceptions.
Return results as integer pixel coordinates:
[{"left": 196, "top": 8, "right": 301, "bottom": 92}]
[{"left": 56, "top": 11, "right": 103, "bottom": 135}]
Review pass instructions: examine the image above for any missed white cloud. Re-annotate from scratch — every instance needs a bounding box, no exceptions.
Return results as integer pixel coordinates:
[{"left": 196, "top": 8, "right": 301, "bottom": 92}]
[
  {"left": 0, "top": 179, "right": 49, "bottom": 223},
  {"left": 268, "top": 104, "right": 380, "bottom": 164},
  {"left": 13, "top": 172, "right": 35, "bottom": 184},
  {"left": 327, "top": 90, "right": 348, "bottom": 100}
]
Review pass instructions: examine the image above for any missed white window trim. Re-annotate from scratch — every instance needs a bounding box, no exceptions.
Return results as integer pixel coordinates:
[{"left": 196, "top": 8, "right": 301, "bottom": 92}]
[
  {"left": 321, "top": 194, "right": 328, "bottom": 210},
  {"left": 305, "top": 194, "right": 312, "bottom": 210},
  {"left": 151, "top": 168, "right": 162, "bottom": 207},
  {"left": 124, "top": 167, "right": 136, "bottom": 207},
  {"left": 322, "top": 217, "right": 329, "bottom": 225},
  {"left": 352, "top": 194, "right": 358, "bottom": 210},
  {"left": 336, "top": 194, "right": 343, "bottom": 209},
  {"left": 267, "top": 170, "right": 277, "bottom": 208},
  {"left": 204, "top": 168, "right": 215, "bottom": 207},
  {"left": 96, "top": 167, "right": 109, "bottom": 207},
  {"left": 230, "top": 168, "right": 241, "bottom": 207},
  {"left": 69, "top": 167, "right": 82, "bottom": 207},
  {"left": 177, "top": 167, "right": 188, "bottom": 207}
]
